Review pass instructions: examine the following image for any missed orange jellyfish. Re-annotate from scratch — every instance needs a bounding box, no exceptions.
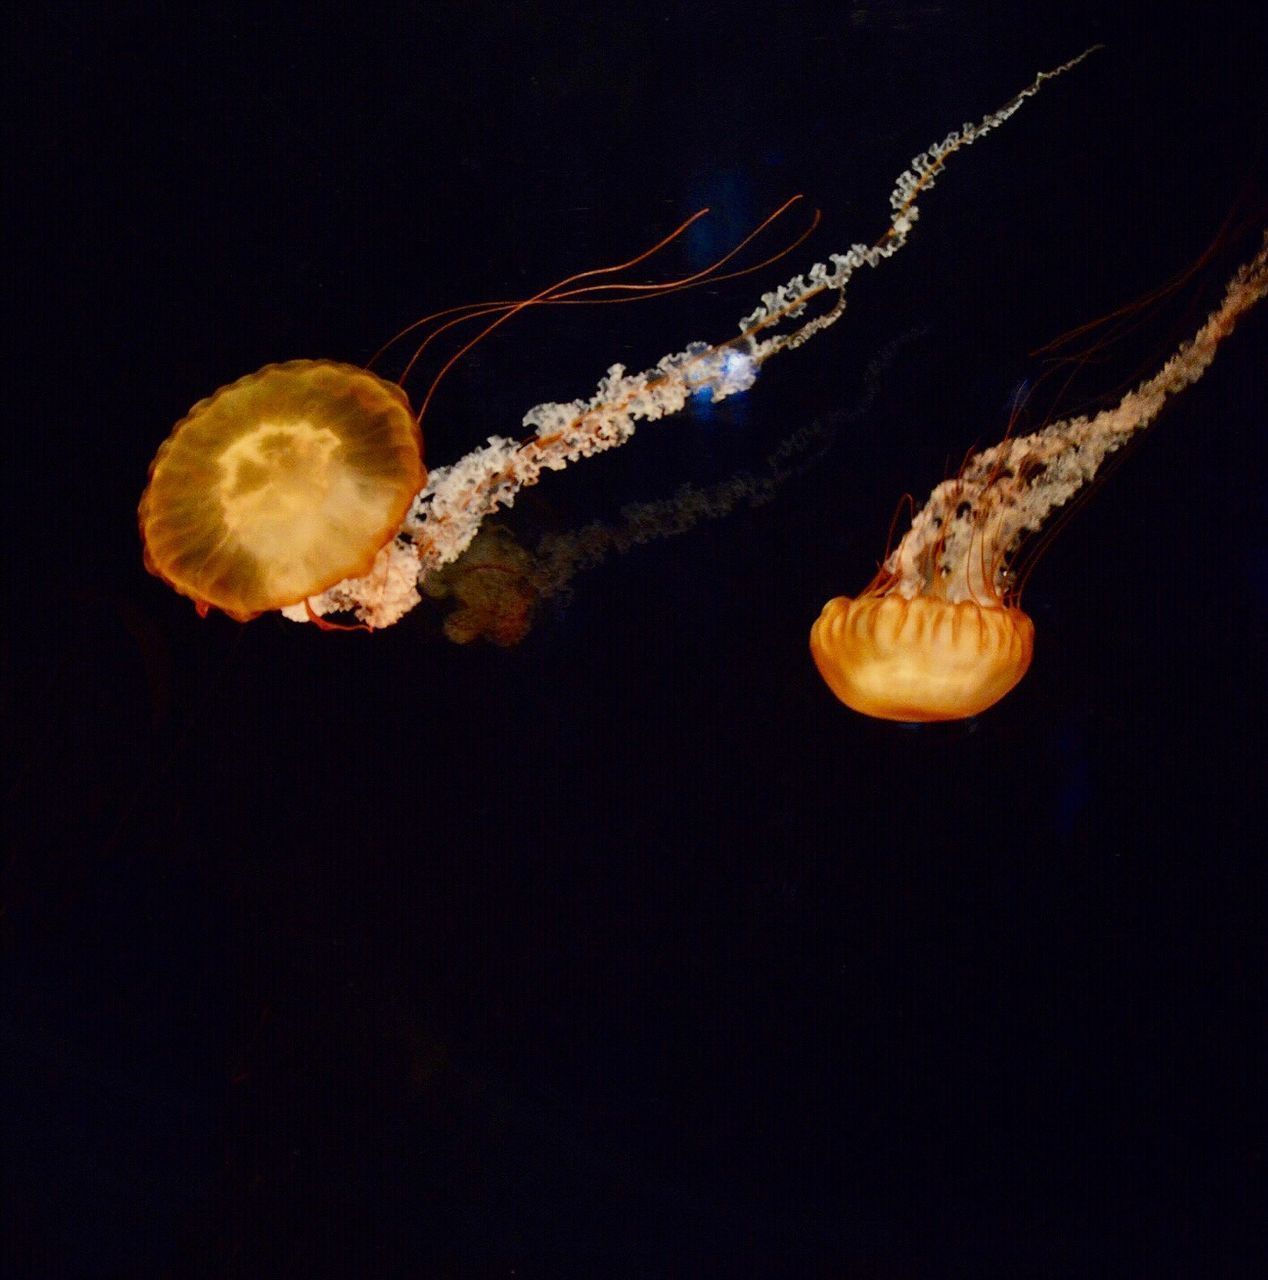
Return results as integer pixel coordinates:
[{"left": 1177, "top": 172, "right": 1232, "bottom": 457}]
[
  {"left": 138, "top": 200, "right": 818, "bottom": 624},
  {"left": 138, "top": 361, "right": 423, "bottom": 622},
  {"left": 139, "top": 50, "right": 1096, "bottom": 630},
  {"left": 811, "top": 232, "right": 1268, "bottom": 722}
]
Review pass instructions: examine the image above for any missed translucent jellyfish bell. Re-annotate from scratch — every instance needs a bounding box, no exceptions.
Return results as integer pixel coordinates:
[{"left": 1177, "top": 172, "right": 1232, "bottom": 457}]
[
  {"left": 138, "top": 360, "right": 423, "bottom": 620},
  {"left": 811, "top": 595, "right": 1035, "bottom": 721}
]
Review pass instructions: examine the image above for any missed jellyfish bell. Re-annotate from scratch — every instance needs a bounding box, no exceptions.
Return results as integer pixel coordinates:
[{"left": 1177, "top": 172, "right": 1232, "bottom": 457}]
[
  {"left": 138, "top": 360, "right": 423, "bottom": 621},
  {"left": 811, "top": 592, "right": 1034, "bottom": 722},
  {"left": 811, "top": 480, "right": 1038, "bottom": 722}
]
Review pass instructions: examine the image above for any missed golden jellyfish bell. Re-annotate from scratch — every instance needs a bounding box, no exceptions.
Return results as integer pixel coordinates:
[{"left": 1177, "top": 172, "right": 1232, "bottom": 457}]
[
  {"left": 139, "top": 360, "right": 424, "bottom": 620},
  {"left": 810, "top": 594, "right": 1034, "bottom": 722}
]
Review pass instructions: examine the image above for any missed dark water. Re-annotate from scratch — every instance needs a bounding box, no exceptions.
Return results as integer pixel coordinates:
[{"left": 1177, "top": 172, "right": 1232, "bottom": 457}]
[{"left": 6, "top": 3, "right": 1266, "bottom": 1274}]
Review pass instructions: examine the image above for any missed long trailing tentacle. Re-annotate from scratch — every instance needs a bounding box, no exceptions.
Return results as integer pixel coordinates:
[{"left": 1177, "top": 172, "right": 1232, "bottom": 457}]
[
  {"left": 883, "top": 231, "right": 1268, "bottom": 605},
  {"left": 290, "top": 48, "right": 1102, "bottom": 628}
]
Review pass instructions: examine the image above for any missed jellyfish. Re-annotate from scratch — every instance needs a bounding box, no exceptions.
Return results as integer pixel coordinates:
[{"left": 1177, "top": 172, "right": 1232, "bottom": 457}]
[
  {"left": 138, "top": 361, "right": 424, "bottom": 622},
  {"left": 810, "top": 231, "right": 1268, "bottom": 722},
  {"left": 139, "top": 50, "right": 1097, "bottom": 629},
  {"left": 137, "top": 207, "right": 807, "bottom": 626}
]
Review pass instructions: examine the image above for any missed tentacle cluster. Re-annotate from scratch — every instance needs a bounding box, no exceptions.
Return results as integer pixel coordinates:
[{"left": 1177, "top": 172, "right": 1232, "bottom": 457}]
[{"left": 884, "top": 231, "right": 1268, "bottom": 605}]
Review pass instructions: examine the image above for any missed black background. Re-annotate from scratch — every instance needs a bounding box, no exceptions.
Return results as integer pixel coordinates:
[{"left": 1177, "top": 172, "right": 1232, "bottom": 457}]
[{"left": 5, "top": 3, "right": 1266, "bottom": 1274}]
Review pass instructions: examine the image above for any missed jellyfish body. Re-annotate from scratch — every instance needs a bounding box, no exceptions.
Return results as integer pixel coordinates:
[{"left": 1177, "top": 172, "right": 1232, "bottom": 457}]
[
  {"left": 811, "top": 595, "right": 1034, "bottom": 721},
  {"left": 811, "top": 232, "right": 1268, "bottom": 722},
  {"left": 139, "top": 360, "right": 423, "bottom": 620}
]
